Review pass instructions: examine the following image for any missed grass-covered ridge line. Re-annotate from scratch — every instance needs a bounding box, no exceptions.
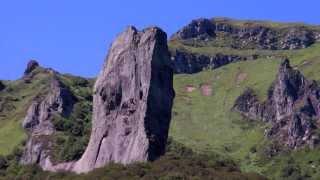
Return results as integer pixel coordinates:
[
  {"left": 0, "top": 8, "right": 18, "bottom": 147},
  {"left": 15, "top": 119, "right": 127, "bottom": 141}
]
[{"left": 211, "top": 17, "right": 320, "bottom": 30}]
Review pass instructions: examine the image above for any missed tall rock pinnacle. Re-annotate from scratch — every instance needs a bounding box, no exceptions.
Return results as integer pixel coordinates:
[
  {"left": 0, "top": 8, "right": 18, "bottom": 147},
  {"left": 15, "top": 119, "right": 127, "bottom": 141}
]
[{"left": 71, "top": 26, "right": 175, "bottom": 173}]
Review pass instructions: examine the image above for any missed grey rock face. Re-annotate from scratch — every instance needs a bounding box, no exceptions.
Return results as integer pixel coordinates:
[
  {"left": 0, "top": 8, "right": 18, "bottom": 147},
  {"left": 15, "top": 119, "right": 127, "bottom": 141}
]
[
  {"left": 24, "top": 60, "right": 39, "bottom": 76},
  {"left": 70, "top": 26, "right": 174, "bottom": 173},
  {"left": 21, "top": 76, "right": 76, "bottom": 166},
  {"left": 280, "top": 28, "right": 315, "bottom": 49},
  {"left": 172, "top": 18, "right": 320, "bottom": 50},
  {"left": 234, "top": 59, "right": 320, "bottom": 149},
  {"left": 171, "top": 50, "right": 251, "bottom": 74}
]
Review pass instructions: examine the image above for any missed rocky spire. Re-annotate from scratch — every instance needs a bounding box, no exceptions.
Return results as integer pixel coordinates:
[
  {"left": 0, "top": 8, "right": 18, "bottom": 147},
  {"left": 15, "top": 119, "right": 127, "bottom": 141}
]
[
  {"left": 24, "top": 60, "right": 40, "bottom": 76},
  {"left": 272, "top": 59, "right": 305, "bottom": 122},
  {"left": 69, "top": 26, "right": 175, "bottom": 173}
]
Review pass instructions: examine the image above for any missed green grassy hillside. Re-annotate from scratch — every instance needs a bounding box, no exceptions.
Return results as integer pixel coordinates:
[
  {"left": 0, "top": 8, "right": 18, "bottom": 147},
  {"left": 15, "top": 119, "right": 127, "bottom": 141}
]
[{"left": 169, "top": 43, "right": 320, "bottom": 179}]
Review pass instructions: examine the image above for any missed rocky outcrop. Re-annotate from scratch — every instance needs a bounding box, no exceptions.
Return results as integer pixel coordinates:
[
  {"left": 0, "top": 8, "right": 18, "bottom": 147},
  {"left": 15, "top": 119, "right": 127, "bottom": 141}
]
[
  {"left": 233, "top": 88, "right": 267, "bottom": 121},
  {"left": 24, "top": 60, "right": 39, "bottom": 76},
  {"left": 171, "top": 50, "right": 252, "bottom": 74},
  {"left": 234, "top": 59, "right": 320, "bottom": 149},
  {"left": 21, "top": 75, "right": 76, "bottom": 166},
  {"left": 172, "top": 18, "right": 320, "bottom": 50},
  {"left": 0, "top": 81, "right": 5, "bottom": 91},
  {"left": 173, "top": 18, "right": 216, "bottom": 40},
  {"left": 67, "top": 26, "right": 175, "bottom": 173},
  {"left": 280, "top": 27, "right": 316, "bottom": 49},
  {"left": 23, "top": 60, "right": 43, "bottom": 83}
]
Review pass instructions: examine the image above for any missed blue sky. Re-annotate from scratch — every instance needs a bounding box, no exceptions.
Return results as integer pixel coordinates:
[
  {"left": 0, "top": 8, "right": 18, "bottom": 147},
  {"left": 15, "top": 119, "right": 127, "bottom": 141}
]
[{"left": 0, "top": 0, "right": 319, "bottom": 80}]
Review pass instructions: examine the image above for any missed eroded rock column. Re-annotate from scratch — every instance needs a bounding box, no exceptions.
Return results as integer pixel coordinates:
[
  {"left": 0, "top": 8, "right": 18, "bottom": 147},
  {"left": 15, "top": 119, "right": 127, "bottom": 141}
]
[{"left": 72, "top": 26, "right": 175, "bottom": 173}]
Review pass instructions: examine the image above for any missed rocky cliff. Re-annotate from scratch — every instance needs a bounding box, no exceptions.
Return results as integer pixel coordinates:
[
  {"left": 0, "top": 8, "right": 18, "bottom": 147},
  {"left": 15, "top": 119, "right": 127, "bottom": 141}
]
[
  {"left": 234, "top": 59, "right": 320, "bottom": 149},
  {"left": 171, "top": 18, "right": 320, "bottom": 50},
  {"left": 171, "top": 50, "right": 253, "bottom": 74}
]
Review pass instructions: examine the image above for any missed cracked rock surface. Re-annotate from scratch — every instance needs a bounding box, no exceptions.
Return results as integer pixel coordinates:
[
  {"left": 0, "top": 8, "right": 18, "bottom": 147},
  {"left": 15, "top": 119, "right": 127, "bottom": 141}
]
[{"left": 71, "top": 26, "right": 175, "bottom": 173}]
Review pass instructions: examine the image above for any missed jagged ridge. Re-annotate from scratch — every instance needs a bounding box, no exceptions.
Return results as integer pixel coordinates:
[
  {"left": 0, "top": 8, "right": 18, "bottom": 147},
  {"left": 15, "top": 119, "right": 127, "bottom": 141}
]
[{"left": 171, "top": 17, "right": 320, "bottom": 50}]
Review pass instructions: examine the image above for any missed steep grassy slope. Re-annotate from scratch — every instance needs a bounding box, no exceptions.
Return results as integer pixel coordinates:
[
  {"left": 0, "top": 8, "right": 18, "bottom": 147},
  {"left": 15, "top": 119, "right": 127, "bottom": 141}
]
[
  {"left": 170, "top": 58, "right": 278, "bottom": 169},
  {"left": 169, "top": 42, "right": 320, "bottom": 179}
]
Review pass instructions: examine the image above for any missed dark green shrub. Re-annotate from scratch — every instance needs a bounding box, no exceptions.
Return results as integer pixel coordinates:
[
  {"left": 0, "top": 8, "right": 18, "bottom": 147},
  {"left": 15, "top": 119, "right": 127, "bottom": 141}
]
[{"left": 0, "top": 156, "right": 8, "bottom": 170}]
